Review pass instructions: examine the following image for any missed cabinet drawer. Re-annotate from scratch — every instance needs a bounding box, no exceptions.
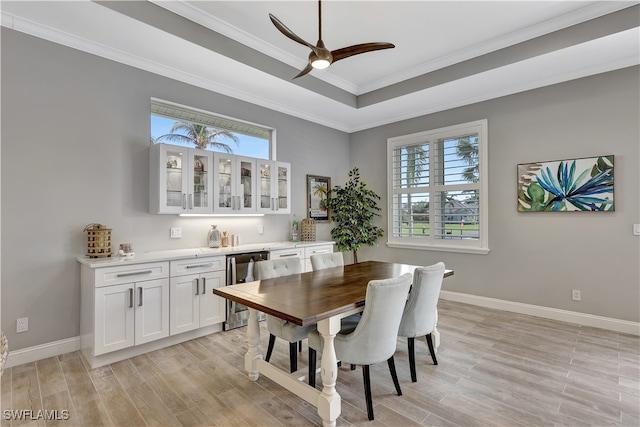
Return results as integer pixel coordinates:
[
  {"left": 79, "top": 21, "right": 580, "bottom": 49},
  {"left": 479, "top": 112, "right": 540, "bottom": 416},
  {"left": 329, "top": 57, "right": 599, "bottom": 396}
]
[
  {"left": 304, "top": 245, "right": 334, "bottom": 259},
  {"left": 95, "top": 262, "right": 169, "bottom": 287},
  {"left": 170, "top": 256, "right": 225, "bottom": 276},
  {"left": 270, "top": 248, "right": 304, "bottom": 260}
]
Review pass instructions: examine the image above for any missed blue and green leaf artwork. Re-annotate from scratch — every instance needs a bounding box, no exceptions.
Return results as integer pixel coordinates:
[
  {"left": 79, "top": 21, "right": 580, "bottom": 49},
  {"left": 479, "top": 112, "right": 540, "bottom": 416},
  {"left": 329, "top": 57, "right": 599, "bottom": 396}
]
[{"left": 517, "top": 155, "right": 614, "bottom": 212}]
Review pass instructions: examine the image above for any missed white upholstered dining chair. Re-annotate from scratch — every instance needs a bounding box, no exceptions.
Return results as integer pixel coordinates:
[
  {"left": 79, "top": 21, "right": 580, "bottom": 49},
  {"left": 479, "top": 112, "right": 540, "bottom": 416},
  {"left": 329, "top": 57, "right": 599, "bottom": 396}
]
[
  {"left": 307, "top": 273, "right": 412, "bottom": 421},
  {"left": 397, "top": 262, "right": 446, "bottom": 382},
  {"left": 253, "top": 257, "right": 314, "bottom": 373},
  {"left": 310, "top": 252, "right": 344, "bottom": 270}
]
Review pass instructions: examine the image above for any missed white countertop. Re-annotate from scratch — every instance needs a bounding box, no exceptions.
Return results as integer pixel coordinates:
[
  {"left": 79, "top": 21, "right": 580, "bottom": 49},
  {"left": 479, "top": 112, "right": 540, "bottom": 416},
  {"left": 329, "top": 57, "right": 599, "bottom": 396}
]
[{"left": 77, "top": 240, "right": 335, "bottom": 268}]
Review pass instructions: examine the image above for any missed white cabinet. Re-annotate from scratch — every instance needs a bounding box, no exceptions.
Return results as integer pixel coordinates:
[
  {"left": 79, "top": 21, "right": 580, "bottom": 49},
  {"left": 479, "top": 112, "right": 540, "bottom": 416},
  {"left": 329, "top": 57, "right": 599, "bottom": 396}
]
[
  {"left": 270, "top": 247, "right": 305, "bottom": 271},
  {"left": 150, "top": 144, "right": 213, "bottom": 214},
  {"left": 257, "top": 160, "right": 291, "bottom": 214},
  {"left": 270, "top": 243, "right": 334, "bottom": 272},
  {"left": 213, "top": 153, "right": 257, "bottom": 213},
  {"left": 169, "top": 256, "right": 226, "bottom": 335},
  {"left": 84, "top": 262, "right": 170, "bottom": 357}
]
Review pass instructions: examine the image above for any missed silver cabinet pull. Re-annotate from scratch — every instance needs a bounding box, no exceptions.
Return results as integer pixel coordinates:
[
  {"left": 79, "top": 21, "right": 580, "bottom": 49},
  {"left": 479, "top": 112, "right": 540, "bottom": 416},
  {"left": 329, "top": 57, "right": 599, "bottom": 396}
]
[
  {"left": 189, "top": 193, "right": 193, "bottom": 209},
  {"left": 129, "top": 288, "right": 134, "bottom": 308},
  {"left": 138, "top": 287, "right": 143, "bottom": 307},
  {"left": 195, "top": 278, "right": 200, "bottom": 296},
  {"left": 279, "top": 253, "right": 298, "bottom": 258},
  {"left": 182, "top": 194, "right": 187, "bottom": 209},
  {"left": 186, "top": 263, "right": 214, "bottom": 269},
  {"left": 116, "top": 270, "right": 152, "bottom": 278},
  {"left": 202, "top": 277, "right": 206, "bottom": 294}
]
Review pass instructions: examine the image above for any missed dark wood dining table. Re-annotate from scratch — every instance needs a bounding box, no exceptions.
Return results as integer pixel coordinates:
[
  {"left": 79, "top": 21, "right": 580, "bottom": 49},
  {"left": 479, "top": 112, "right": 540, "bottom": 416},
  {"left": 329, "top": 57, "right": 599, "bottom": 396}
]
[{"left": 213, "top": 260, "right": 453, "bottom": 427}]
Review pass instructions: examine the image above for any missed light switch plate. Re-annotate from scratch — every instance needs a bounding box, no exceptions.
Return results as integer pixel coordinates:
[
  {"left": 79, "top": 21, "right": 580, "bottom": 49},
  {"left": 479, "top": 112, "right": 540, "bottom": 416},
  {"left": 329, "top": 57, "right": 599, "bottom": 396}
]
[{"left": 634, "top": 224, "right": 640, "bottom": 236}]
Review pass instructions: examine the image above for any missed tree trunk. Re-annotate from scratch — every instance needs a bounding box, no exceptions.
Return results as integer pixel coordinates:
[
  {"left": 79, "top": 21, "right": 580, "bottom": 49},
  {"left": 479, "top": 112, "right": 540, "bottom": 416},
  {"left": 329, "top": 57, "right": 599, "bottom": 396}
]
[{"left": 353, "top": 250, "right": 359, "bottom": 264}]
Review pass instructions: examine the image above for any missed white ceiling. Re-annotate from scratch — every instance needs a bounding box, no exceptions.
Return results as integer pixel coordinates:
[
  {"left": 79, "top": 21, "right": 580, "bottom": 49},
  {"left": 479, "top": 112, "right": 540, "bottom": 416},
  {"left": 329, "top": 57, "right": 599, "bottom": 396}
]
[{"left": 2, "top": 1, "right": 639, "bottom": 132}]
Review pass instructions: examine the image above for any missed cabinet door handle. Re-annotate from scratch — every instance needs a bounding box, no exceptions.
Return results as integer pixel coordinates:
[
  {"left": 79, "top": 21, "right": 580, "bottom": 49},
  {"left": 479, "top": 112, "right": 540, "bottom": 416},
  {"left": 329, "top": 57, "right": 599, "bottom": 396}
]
[
  {"left": 116, "top": 270, "right": 152, "bottom": 278},
  {"left": 182, "top": 194, "right": 187, "bottom": 209},
  {"left": 129, "top": 288, "right": 134, "bottom": 308},
  {"left": 186, "top": 263, "right": 214, "bottom": 269},
  {"left": 138, "top": 287, "right": 143, "bottom": 307},
  {"left": 195, "top": 278, "right": 200, "bottom": 296},
  {"left": 202, "top": 277, "right": 206, "bottom": 294},
  {"left": 189, "top": 194, "right": 193, "bottom": 209}
]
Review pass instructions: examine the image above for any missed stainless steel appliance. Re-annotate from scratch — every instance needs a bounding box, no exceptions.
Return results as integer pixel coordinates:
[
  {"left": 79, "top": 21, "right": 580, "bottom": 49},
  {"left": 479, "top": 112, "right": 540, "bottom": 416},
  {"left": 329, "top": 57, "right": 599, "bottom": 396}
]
[{"left": 224, "top": 251, "right": 269, "bottom": 330}]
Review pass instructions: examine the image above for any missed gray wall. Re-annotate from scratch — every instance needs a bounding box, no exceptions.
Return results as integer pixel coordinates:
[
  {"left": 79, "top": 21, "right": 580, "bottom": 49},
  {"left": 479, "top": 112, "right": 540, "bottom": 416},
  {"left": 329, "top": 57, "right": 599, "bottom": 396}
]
[
  {"left": 350, "top": 66, "right": 640, "bottom": 323},
  {"left": 2, "top": 27, "right": 638, "bottom": 353},
  {"left": 0, "top": 29, "right": 350, "bottom": 350}
]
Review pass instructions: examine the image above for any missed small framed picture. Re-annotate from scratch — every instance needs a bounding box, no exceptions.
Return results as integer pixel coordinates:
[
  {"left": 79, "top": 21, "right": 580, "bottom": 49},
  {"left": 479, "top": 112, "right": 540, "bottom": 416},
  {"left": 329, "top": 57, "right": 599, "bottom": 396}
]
[{"left": 307, "top": 175, "right": 331, "bottom": 222}]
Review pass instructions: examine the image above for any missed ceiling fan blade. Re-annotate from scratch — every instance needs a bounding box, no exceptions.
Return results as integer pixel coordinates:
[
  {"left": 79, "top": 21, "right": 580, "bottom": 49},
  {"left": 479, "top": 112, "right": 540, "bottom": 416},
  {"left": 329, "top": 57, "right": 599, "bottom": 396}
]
[
  {"left": 269, "top": 13, "right": 317, "bottom": 51},
  {"left": 331, "top": 42, "right": 395, "bottom": 63},
  {"left": 293, "top": 63, "right": 314, "bottom": 79}
]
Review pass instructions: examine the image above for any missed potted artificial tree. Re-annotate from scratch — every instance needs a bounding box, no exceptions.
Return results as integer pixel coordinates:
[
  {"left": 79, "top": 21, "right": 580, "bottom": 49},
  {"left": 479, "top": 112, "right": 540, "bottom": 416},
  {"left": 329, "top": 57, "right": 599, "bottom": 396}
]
[{"left": 328, "top": 167, "right": 384, "bottom": 264}]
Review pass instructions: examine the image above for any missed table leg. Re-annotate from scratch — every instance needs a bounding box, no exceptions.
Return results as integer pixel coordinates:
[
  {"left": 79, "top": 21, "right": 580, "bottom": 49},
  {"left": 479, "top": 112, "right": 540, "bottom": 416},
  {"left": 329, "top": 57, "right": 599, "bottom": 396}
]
[
  {"left": 316, "top": 316, "right": 342, "bottom": 427},
  {"left": 245, "top": 308, "right": 262, "bottom": 381}
]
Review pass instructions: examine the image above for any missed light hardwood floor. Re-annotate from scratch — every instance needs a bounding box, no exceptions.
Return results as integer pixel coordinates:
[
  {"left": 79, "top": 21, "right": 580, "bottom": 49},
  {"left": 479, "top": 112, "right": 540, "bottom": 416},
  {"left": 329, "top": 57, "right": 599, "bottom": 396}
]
[{"left": 1, "top": 300, "right": 639, "bottom": 426}]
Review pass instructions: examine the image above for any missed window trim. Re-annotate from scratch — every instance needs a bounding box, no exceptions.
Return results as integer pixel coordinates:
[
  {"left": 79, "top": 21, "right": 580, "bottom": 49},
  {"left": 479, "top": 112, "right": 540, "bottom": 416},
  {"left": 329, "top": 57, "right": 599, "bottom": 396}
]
[{"left": 386, "top": 119, "right": 489, "bottom": 254}]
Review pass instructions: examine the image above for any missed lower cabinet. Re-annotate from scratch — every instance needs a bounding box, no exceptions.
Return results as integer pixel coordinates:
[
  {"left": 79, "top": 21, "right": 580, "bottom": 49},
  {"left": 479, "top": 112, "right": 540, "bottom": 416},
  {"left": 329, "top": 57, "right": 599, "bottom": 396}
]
[
  {"left": 94, "top": 278, "right": 169, "bottom": 355},
  {"left": 270, "top": 244, "right": 335, "bottom": 272},
  {"left": 170, "top": 269, "right": 225, "bottom": 335}
]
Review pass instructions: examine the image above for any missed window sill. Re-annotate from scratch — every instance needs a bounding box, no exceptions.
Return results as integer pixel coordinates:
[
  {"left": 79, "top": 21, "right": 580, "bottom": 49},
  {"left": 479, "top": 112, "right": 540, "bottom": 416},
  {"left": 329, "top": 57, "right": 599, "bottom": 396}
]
[{"left": 386, "top": 241, "right": 490, "bottom": 255}]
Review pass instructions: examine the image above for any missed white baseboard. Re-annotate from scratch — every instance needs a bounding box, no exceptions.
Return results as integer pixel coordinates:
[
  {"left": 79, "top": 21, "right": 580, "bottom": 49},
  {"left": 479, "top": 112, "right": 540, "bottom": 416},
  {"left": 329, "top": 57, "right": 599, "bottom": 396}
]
[
  {"left": 6, "top": 295, "right": 638, "bottom": 369},
  {"left": 5, "top": 336, "right": 80, "bottom": 368},
  {"left": 440, "top": 290, "right": 640, "bottom": 336}
]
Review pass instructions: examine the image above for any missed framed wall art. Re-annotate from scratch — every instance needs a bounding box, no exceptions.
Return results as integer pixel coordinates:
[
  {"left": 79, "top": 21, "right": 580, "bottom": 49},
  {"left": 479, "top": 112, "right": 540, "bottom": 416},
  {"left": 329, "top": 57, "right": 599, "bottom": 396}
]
[
  {"left": 517, "top": 155, "right": 614, "bottom": 212},
  {"left": 307, "top": 174, "right": 331, "bottom": 222}
]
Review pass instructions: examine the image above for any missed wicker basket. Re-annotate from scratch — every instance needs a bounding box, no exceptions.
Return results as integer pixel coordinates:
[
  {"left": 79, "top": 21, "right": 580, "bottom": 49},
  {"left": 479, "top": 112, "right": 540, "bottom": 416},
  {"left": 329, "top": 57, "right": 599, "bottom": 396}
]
[
  {"left": 301, "top": 218, "right": 316, "bottom": 241},
  {"left": 84, "top": 223, "right": 112, "bottom": 258}
]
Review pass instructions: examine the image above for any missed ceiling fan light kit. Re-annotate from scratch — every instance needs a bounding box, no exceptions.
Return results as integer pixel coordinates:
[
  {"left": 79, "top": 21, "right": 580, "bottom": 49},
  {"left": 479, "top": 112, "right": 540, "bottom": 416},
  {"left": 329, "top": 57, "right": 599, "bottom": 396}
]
[{"left": 269, "top": 1, "right": 395, "bottom": 78}]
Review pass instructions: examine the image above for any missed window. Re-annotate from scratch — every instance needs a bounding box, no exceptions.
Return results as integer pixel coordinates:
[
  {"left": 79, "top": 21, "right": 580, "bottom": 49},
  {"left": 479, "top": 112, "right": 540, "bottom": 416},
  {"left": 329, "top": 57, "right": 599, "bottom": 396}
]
[
  {"left": 150, "top": 99, "right": 273, "bottom": 159},
  {"left": 387, "top": 120, "right": 489, "bottom": 254}
]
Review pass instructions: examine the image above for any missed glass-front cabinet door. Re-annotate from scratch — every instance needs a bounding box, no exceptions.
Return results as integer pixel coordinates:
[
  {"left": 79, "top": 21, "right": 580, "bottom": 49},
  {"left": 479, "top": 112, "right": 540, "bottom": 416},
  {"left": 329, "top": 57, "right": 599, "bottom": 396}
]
[
  {"left": 257, "top": 160, "right": 290, "bottom": 214},
  {"left": 187, "top": 150, "right": 212, "bottom": 213},
  {"left": 150, "top": 144, "right": 212, "bottom": 214},
  {"left": 214, "top": 153, "right": 256, "bottom": 213}
]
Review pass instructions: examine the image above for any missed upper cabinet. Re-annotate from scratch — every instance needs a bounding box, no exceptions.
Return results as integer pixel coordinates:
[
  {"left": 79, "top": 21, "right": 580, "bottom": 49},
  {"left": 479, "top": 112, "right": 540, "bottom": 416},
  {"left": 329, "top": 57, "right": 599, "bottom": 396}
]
[
  {"left": 257, "top": 160, "right": 291, "bottom": 214},
  {"left": 213, "top": 153, "right": 257, "bottom": 214},
  {"left": 151, "top": 144, "right": 290, "bottom": 215},
  {"left": 150, "top": 144, "right": 213, "bottom": 214}
]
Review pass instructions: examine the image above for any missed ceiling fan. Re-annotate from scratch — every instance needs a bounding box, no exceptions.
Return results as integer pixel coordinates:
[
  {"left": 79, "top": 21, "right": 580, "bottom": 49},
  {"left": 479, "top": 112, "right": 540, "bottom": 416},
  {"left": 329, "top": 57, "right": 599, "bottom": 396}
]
[{"left": 269, "top": 1, "right": 395, "bottom": 79}]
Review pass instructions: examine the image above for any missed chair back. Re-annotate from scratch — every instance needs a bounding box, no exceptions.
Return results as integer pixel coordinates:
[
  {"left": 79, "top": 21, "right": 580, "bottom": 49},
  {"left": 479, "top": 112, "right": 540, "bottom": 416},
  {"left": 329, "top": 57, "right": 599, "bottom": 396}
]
[
  {"left": 254, "top": 257, "right": 302, "bottom": 333},
  {"left": 254, "top": 257, "right": 301, "bottom": 280},
  {"left": 397, "top": 262, "right": 445, "bottom": 338},
  {"left": 335, "top": 273, "right": 412, "bottom": 365},
  {"left": 310, "top": 252, "right": 344, "bottom": 270}
]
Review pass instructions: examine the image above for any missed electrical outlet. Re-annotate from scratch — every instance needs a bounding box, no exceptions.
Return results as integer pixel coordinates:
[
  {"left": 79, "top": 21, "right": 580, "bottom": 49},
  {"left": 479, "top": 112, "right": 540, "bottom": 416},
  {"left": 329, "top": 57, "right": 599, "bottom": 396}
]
[
  {"left": 17, "top": 317, "right": 28, "bottom": 333},
  {"left": 571, "top": 290, "right": 581, "bottom": 301},
  {"left": 258, "top": 224, "right": 264, "bottom": 235},
  {"left": 633, "top": 224, "right": 640, "bottom": 235},
  {"left": 170, "top": 227, "right": 182, "bottom": 239}
]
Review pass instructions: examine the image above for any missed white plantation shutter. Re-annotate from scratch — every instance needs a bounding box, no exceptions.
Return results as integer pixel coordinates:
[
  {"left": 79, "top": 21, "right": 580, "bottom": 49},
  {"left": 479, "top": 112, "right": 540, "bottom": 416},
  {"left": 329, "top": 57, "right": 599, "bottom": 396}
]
[{"left": 387, "top": 120, "right": 489, "bottom": 254}]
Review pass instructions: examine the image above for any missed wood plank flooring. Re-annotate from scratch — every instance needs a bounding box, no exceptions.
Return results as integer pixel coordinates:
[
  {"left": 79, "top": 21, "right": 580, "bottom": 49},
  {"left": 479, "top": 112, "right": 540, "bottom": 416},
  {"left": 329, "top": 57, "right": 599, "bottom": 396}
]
[{"left": 1, "top": 300, "right": 638, "bottom": 426}]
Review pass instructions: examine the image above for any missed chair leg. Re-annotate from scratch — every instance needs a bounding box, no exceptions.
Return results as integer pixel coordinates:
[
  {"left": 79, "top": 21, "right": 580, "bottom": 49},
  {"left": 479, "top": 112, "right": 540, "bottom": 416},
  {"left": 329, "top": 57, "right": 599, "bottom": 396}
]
[
  {"left": 350, "top": 364, "right": 356, "bottom": 371},
  {"left": 289, "top": 342, "right": 298, "bottom": 372},
  {"left": 265, "top": 334, "right": 276, "bottom": 362},
  {"left": 362, "top": 365, "right": 374, "bottom": 421},
  {"left": 299, "top": 341, "right": 302, "bottom": 352},
  {"left": 387, "top": 356, "right": 402, "bottom": 396},
  {"left": 426, "top": 333, "right": 438, "bottom": 365},
  {"left": 308, "top": 348, "right": 316, "bottom": 388},
  {"left": 407, "top": 337, "right": 417, "bottom": 382}
]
